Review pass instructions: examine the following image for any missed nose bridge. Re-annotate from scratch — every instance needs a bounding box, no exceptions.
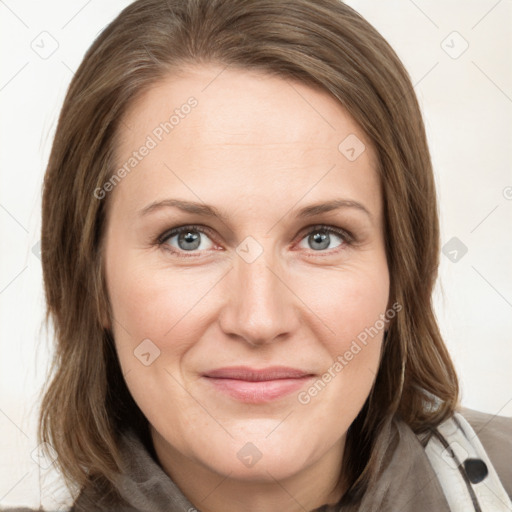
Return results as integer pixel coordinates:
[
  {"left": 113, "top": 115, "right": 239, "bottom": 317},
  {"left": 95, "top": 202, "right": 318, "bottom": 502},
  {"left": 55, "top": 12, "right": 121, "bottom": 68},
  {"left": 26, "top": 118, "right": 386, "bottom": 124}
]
[{"left": 220, "top": 243, "right": 296, "bottom": 345}]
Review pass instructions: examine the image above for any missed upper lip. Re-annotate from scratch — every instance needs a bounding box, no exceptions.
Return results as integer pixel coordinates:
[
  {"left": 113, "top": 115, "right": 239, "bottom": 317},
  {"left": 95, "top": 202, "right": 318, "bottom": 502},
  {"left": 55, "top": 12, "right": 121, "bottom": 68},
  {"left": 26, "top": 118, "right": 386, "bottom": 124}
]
[{"left": 203, "top": 366, "right": 314, "bottom": 381}]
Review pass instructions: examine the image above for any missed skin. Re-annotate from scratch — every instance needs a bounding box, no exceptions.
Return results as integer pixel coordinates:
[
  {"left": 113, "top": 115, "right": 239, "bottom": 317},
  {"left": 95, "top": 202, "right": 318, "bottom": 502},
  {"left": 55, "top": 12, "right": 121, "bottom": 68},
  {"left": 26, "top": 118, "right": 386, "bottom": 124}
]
[{"left": 102, "top": 63, "right": 390, "bottom": 512}]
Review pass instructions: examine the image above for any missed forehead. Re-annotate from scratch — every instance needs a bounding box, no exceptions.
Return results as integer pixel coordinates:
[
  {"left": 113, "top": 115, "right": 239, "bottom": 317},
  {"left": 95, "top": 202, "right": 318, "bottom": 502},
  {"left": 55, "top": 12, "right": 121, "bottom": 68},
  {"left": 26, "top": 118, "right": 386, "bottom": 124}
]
[{"left": 111, "top": 64, "right": 380, "bottom": 220}]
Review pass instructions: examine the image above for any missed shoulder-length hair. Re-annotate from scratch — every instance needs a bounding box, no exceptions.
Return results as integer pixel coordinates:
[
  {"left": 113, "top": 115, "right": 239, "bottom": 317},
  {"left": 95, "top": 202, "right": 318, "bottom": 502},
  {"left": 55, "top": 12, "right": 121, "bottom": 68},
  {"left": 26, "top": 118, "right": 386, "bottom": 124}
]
[{"left": 39, "top": 0, "right": 459, "bottom": 505}]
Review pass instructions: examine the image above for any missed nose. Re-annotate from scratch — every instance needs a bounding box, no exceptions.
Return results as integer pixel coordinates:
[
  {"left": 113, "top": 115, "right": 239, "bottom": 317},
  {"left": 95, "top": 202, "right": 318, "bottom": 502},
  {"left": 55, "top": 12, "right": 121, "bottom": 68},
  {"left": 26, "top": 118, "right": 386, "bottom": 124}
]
[{"left": 217, "top": 249, "right": 300, "bottom": 346}]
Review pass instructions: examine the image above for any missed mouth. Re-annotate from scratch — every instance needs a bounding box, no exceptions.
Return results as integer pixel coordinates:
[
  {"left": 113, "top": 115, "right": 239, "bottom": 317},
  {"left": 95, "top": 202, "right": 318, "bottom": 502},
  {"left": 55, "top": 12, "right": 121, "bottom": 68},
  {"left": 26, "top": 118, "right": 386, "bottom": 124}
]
[{"left": 202, "top": 366, "right": 315, "bottom": 403}]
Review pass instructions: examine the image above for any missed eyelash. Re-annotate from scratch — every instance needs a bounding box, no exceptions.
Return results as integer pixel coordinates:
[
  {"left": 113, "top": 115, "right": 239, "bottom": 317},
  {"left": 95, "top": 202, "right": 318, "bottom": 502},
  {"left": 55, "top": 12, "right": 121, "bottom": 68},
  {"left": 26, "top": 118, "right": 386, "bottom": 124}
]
[
  {"left": 155, "top": 224, "right": 355, "bottom": 258},
  {"left": 156, "top": 224, "right": 354, "bottom": 259}
]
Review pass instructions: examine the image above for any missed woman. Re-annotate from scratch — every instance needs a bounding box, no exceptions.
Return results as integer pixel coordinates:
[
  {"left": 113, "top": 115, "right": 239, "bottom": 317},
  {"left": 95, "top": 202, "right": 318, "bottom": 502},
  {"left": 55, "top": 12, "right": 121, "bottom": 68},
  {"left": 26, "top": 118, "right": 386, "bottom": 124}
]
[{"left": 8, "top": 0, "right": 511, "bottom": 511}]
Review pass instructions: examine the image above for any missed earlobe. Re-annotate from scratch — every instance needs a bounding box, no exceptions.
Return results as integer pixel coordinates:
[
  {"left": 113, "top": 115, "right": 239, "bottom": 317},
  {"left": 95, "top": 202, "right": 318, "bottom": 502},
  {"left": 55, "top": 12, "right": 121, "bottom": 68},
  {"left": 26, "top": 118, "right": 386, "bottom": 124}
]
[
  {"left": 97, "top": 267, "right": 112, "bottom": 331},
  {"left": 98, "top": 293, "right": 112, "bottom": 331},
  {"left": 101, "top": 312, "right": 111, "bottom": 331},
  {"left": 100, "top": 299, "right": 113, "bottom": 331}
]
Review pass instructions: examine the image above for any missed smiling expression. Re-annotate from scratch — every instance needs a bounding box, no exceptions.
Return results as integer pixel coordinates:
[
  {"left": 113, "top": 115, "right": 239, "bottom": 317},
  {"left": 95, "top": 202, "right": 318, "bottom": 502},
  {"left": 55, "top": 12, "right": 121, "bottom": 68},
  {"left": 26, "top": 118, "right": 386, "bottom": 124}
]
[{"left": 102, "top": 63, "right": 390, "bottom": 488}]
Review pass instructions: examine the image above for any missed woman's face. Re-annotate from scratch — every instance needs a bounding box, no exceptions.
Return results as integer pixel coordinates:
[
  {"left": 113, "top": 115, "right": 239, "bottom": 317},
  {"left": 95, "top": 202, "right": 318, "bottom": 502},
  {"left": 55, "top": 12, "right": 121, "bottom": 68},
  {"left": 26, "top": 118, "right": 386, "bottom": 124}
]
[{"left": 103, "top": 64, "right": 390, "bottom": 490}]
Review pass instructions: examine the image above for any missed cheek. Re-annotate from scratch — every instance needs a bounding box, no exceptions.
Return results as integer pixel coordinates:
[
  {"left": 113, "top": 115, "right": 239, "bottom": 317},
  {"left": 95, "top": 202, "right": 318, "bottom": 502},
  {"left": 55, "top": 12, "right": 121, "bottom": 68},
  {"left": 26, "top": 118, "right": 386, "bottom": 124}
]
[
  {"left": 104, "top": 257, "right": 211, "bottom": 423},
  {"left": 294, "top": 260, "right": 390, "bottom": 406},
  {"left": 326, "top": 271, "right": 389, "bottom": 354},
  {"left": 297, "top": 257, "right": 390, "bottom": 352},
  {"left": 107, "top": 245, "right": 390, "bottom": 356},
  {"left": 105, "top": 251, "right": 226, "bottom": 366}
]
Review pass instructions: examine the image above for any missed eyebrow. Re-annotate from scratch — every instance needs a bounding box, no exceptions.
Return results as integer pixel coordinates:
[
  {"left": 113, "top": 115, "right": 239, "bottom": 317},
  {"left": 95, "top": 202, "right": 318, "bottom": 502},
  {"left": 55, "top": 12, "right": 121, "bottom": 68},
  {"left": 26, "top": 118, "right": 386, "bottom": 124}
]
[{"left": 138, "top": 198, "right": 372, "bottom": 222}]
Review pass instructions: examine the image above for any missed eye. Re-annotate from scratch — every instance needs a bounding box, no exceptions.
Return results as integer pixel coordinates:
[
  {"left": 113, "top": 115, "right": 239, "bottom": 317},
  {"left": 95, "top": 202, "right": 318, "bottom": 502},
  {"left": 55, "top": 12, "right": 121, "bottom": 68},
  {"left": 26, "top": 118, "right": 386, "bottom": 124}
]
[
  {"left": 296, "top": 225, "right": 352, "bottom": 253},
  {"left": 158, "top": 225, "right": 216, "bottom": 257},
  {"left": 157, "top": 223, "right": 353, "bottom": 258}
]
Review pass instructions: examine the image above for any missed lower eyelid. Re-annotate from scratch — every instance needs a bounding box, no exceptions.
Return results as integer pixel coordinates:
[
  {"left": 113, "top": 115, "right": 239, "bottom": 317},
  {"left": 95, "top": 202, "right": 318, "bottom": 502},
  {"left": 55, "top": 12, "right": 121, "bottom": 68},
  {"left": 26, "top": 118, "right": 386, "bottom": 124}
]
[{"left": 158, "top": 224, "right": 354, "bottom": 256}]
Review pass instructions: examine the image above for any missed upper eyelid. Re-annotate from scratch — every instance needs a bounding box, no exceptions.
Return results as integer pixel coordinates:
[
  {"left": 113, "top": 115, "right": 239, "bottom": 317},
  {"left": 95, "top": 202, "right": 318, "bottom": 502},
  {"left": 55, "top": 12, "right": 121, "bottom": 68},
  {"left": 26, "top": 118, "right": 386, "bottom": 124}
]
[
  {"left": 158, "top": 224, "right": 216, "bottom": 244},
  {"left": 158, "top": 223, "right": 353, "bottom": 248}
]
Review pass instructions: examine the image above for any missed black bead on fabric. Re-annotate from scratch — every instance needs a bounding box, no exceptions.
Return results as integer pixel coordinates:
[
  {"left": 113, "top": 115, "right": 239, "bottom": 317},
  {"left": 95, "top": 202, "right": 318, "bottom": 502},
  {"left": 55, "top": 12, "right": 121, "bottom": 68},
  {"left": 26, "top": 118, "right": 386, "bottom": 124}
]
[{"left": 463, "top": 458, "right": 489, "bottom": 484}]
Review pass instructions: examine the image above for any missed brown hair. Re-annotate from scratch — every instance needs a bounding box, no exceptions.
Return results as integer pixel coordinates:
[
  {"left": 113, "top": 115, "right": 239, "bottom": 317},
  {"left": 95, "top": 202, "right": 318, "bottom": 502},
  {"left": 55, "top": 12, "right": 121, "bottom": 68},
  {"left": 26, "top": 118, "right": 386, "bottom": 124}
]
[{"left": 39, "top": 0, "right": 460, "bottom": 505}]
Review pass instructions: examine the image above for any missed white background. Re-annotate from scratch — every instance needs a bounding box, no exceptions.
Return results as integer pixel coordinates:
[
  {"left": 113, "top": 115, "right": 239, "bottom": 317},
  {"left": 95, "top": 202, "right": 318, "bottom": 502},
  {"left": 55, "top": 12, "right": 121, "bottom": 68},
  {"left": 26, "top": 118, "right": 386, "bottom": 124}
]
[{"left": 1, "top": 0, "right": 511, "bottom": 509}]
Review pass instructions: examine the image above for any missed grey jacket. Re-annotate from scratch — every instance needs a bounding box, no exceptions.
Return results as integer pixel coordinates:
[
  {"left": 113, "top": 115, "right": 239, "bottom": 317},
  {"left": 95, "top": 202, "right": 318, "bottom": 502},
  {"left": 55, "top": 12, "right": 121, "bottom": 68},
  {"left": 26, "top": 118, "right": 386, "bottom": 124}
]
[{"left": 4, "top": 407, "right": 512, "bottom": 511}]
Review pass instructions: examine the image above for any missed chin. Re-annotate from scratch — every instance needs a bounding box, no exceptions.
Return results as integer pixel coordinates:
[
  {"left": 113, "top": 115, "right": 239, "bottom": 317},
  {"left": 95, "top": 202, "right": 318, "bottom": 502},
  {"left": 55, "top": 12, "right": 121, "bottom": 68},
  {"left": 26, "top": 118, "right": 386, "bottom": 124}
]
[{"left": 196, "top": 433, "right": 317, "bottom": 481}]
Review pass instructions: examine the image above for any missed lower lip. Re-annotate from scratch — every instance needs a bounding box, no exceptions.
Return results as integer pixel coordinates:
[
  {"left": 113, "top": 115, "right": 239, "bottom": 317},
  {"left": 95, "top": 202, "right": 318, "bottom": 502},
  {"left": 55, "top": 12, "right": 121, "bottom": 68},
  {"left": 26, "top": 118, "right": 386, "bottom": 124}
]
[{"left": 204, "top": 376, "right": 314, "bottom": 403}]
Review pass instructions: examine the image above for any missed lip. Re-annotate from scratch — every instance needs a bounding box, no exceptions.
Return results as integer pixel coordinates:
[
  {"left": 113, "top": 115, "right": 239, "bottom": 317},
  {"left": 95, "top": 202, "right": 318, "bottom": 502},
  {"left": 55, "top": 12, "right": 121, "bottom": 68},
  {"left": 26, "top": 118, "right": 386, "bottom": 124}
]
[{"left": 202, "top": 366, "right": 315, "bottom": 403}]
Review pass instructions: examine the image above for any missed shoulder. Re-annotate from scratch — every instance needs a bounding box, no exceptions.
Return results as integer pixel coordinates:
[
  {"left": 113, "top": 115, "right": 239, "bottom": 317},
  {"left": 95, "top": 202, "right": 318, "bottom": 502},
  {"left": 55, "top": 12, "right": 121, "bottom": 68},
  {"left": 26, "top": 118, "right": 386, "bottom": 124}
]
[
  {"left": 422, "top": 404, "right": 512, "bottom": 510},
  {"left": 1, "top": 508, "right": 72, "bottom": 512},
  {"left": 457, "top": 405, "right": 512, "bottom": 494}
]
